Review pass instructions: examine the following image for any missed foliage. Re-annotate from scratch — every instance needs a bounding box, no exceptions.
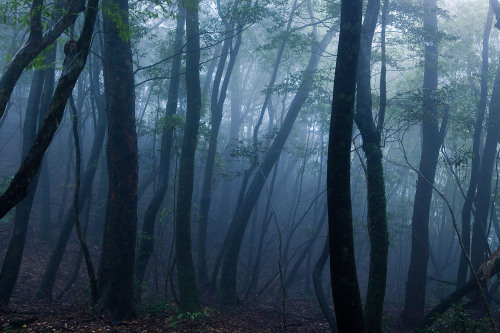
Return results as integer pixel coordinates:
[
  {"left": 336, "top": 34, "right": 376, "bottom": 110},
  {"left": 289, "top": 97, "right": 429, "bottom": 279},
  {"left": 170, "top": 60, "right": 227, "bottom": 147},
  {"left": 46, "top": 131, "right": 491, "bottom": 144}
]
[
  {"left": 166, "top": 309, "right": 209, "bottom": 329},
  {"left": 138, "top": 296, "right": 176, "bottom": 318},
  {"left": 417, "top": 299, "right": 489, "bottom": 333}
]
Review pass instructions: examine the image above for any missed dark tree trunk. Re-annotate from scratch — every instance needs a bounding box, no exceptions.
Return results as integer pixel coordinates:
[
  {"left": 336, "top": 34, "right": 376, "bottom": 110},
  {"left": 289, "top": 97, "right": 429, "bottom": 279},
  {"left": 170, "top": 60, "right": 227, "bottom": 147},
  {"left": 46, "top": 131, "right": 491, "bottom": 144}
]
[
  {"left": 402, "top": 0, "right": 444, "bottom": 326},
  {"left": 38, "top": 44, "right": 57, "bottom": 242},
  {"left": 218, "top": 28, "right": 335, "bottom": 304},
  {"left": 457, "top": 6, "right": 493, "bottom": 288},
  {"left": 97, "top": 0, "right": 138, "bottom": 319},
  {"left": 134, "top": 4, "right": 185, "bottom": 290},
  {"left": 353, "top": 0, "right": 389, "bottom": 331},
  {"left": 326, "top": 0, "right": 364, "bottom": 331},
  {"left": 175, "top": 0, "right": 202, "bottom": 313},
  {"left": 0, "top": 68, "right": 45, "bottom": 305},
  {"left": 470, "top": 56, "right": 500, "bottom": 270}
]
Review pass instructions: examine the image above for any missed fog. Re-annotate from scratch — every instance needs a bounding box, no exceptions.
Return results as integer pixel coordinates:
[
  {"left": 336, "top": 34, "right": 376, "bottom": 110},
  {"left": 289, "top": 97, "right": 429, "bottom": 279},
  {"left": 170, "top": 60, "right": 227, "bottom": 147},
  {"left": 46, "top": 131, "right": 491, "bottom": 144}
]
[{"left": 0, "top": 0, "right": 497, "bottom": 331}]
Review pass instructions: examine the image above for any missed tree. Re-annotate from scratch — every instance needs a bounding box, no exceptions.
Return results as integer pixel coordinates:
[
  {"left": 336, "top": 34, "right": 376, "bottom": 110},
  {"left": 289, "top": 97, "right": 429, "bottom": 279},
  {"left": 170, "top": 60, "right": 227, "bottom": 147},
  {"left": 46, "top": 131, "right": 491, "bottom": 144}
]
[
  {"left": 175, "top": 0, "right": 202, "bottom": 313},
  {"left": 456, "top": 4, "right": 493, "bottom": 288},
  {"left": 0, "top": 0, "right": 86, "bottom": 120},
  {"left": 97, "top": 0, "right": 138, "bottom": 318},
  {"left": 401, "top": 0, "right": 448, "bottom": 326},
  {"left": 326, "top": 0, "right": 364, "bottom": 331},
  {"left": 197, "top": 0, "right": 243, "bottom": 286},
  {"left": 354, "top": 0, "right": 389, "bottom": 330},
  {"left": 0, "top": 0, "right": 98, "bottom": 305}
]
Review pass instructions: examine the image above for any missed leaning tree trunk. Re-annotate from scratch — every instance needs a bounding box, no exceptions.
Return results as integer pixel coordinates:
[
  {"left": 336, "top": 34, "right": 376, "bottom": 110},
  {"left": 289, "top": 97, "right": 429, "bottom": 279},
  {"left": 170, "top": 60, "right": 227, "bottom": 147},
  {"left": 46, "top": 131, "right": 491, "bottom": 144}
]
[
  {"left": 218, "top": 28, "right": 335, "bottom": 304},
  {"left": 0, "top": 0, "right": 86, "bottom": 120},
  {"left": 97, "top": 0, "right": 138, "bottom": 319},
  {"left": 326, "top": 0, "right": 364, "bottom": 331},
  {"left": 402, "top": 0, "right": 445, "bottom": 327},
  {"left": 175, "top": 0, "right": 202, "bottom": 313}
]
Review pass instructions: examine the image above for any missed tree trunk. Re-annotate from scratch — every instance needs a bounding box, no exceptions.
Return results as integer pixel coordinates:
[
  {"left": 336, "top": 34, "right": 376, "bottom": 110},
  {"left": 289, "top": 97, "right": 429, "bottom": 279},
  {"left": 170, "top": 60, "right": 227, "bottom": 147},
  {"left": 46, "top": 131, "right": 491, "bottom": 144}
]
[
  {"left": 38, "top": 44, "right": 57, "bottom": 242},
  {"left": 326, "top": 0, "right": 364, "bottom": 330},
  {"left": 134, "top": 4, "right": 185, "bottom": 293},
  {"left": 175, "top": 0, "right": 202, "bottom": 313},
  {"left": 313, "top": 238, "right": 336, "bottom": 331},
  {"left": 402, "top": 0, "right": 444, "bottom": 326},
  {"left": 470, "top": 56, "right": 500, "bottom": 270},
  {"left": 197, "top": 17, "right": 243, "bottom": 286},
  {"left": 97, "top": 0, "right": 138, "bottom": 319},
  {"left": 457, "top": 5, "right": 493, "bottom": 288},
  {"left": 0, "top": 0, "right": 98, "bottom": 306},
  {"left": 353, "top": 0, "right": 389, "bottom": 331},
  {"left": 0, "top": 68, "right": 45, "bottom": 305}
]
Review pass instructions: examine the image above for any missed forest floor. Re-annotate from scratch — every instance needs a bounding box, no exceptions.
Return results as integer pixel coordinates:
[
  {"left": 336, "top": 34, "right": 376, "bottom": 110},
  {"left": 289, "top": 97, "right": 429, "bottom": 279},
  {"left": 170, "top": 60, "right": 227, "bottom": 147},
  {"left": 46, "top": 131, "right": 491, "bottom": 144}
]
[
  {"left": 0, "top": 233, "right": 494, "bottom": 332},
  {"left": 0, "top": 296, "right": 333, "bottom": 332},
  {"left": 0, "top": 236, "right": 335, "bottom": 332}
]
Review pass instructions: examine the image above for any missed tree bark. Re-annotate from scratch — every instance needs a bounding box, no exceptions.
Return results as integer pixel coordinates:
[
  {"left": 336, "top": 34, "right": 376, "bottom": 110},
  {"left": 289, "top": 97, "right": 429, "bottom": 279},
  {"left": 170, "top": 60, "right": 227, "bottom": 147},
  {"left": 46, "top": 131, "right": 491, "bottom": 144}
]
[
  {"left": 175, "top": 0, "right": 202, "bottom": 313},
  {"left": 353, "top": 0, "right": 389, "bottom": 331},
  {"left": 470, "top": 55, "right": 500, "bottom": 270},
  {"left": 402, "top": 0, "right": 445, "bottom": 326},
  {"left": 97, "top": 0, "right": 138, "bottom": 319},
  {"left": 326, "top": 0, "right": 364, "bottom": 330}
]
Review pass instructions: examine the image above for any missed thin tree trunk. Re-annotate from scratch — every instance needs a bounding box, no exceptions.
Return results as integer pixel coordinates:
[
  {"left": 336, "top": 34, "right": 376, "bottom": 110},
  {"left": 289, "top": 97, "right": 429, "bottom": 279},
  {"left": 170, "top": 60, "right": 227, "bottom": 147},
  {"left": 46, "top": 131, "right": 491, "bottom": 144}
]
[
  {"left": 457, "top": 5, "right": 493, "bottom": 288},
  {"left": 134, "top": 4, "right": 185, "bottom": 291},
  {"left": 0, "top": 0, "right": 85, "bottom": 119},
  {"left": 313, "top": 238, "right": 336, "bottom": 331},
  {"left": 197, "top": 15, "right": 243, "bottom": 286}
]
